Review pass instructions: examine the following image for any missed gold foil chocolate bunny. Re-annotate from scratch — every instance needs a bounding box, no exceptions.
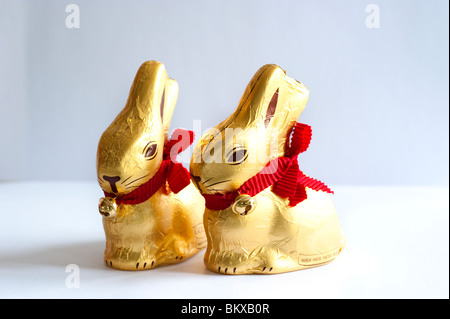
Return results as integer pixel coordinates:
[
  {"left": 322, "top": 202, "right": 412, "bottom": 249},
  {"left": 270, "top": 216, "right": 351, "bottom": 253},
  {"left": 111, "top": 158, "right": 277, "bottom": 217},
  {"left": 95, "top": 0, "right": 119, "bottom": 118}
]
[
  {"left": 97, "top": 61, "right": 206, "bottom": 270},
  {"left": 190, "top": 64, "right": 345, "bottom": 275}
]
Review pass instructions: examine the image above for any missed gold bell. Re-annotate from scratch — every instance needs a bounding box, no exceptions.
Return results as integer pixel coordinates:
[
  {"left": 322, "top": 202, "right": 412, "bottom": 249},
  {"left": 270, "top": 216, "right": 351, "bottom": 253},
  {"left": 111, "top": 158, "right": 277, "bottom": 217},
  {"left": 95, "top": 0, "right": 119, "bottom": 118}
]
[
  {"left": 231, "top": 194, "right": 256, "bottom": 216},
  {"left": 98, "top": 197, "right": 117, "bottom": 218}
]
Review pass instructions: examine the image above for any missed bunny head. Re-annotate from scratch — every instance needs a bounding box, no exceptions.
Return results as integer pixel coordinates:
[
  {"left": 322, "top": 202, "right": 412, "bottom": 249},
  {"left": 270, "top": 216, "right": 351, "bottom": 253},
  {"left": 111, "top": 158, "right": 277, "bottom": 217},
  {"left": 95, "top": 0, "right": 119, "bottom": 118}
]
[
  {"left": 190, "top": 64, "right": 309, "bottom": 195},
  {"left": 97, "top": 61, "right": 178, "bottom": 196}
]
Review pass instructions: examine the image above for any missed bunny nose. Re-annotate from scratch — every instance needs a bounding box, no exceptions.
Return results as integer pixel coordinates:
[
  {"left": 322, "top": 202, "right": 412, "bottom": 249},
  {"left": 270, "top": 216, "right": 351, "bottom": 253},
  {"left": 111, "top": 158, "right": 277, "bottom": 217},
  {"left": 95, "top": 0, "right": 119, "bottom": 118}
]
[{"left": 103, "top": 175, "right": 121, "bottom": 193}]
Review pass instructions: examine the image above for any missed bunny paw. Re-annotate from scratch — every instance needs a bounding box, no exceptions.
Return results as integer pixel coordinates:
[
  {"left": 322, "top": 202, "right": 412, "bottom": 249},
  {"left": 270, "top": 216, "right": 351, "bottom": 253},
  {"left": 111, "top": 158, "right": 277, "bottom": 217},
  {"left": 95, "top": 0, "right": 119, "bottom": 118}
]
[
  {"left": 104, "top": 258, "right": 157, "bottom": 271},
  {"left": 217, "top": 266, "right": 237, "bottom": 274},
  {"left": 135, "top": 260, "right": 156, "bottom": 270},
  {"left": 261, "top": 266, "right": 274, "bottom": 273},
  {"left": 215, "top": 265, "right": 275, "bottom": 275}
]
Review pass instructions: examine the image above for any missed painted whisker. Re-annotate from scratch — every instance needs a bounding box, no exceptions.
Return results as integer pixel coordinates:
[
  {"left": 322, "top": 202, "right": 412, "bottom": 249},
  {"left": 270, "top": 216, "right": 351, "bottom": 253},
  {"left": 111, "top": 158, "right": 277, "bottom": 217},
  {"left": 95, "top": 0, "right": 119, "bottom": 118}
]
[
  {"left": 124, "top": 175, "right": 147, "bottom": 187},
  {"left": 204, "top": 179, "right": 232, "bottom": 189}
]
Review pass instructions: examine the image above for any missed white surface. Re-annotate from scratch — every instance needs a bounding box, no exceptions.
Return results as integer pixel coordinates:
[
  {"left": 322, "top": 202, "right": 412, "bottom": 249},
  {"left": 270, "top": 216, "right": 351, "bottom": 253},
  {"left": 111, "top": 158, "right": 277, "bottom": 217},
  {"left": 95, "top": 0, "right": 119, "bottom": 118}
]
[{"left": 0, "top": 181, "right": 448, "bottom": 299}]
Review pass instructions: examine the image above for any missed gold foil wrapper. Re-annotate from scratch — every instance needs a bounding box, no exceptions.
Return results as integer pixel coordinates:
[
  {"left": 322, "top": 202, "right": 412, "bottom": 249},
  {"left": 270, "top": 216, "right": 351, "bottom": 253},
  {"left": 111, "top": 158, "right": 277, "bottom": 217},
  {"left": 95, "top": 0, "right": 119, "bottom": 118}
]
[
  {"left": 96, "top": 61, "right": 206, "bottom": 270},
  {"left": 190, "top": 64, "right": 345, "bottom": 274}
]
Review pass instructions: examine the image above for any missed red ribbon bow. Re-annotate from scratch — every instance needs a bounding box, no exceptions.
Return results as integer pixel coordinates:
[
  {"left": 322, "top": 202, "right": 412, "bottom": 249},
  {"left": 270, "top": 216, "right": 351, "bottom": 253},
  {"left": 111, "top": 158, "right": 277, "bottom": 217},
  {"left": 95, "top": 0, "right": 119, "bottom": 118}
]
[
  {"left": 104, "top": 129, "right": 194, "bottom": 205},
  {"left": 202, "top": 123, "right": 333, "bottom": 210}
]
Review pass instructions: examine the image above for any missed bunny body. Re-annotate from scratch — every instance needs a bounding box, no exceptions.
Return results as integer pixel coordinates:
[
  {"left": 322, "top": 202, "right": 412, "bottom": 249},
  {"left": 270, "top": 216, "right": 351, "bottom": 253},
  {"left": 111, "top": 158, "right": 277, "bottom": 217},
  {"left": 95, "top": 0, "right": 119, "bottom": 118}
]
[
  {"left": 102, "top": 185, "right": 205, "bottom": 270},
  {"left": 203, "top": 188, "right": 344, "bottom": 274},
  {"left": 190, "top": 64, "right": 345, "bottom": 274},
  {"left": 97, "top": 61, "right": 206, "bottom": 270}
]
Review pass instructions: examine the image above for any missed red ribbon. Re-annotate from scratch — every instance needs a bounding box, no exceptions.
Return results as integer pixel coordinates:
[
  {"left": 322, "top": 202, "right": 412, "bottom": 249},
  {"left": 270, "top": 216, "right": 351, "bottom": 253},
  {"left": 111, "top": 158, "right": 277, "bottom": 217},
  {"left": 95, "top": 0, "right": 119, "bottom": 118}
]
[
  {"left": 104, "top": 129, "right": 194, "bottom": 205},
  {"left": 202, "top": 123, "right": 333, "bottom": 210}
]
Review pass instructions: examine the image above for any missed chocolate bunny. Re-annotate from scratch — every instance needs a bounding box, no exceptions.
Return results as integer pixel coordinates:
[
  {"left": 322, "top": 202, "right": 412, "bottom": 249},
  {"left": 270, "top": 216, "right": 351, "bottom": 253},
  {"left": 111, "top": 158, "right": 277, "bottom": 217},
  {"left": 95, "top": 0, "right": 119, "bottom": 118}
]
[
  {"left": 190, "top": 64, "right": 345, "bottom": 274},
  {"left": 97, "top": 61, "right": 206, "bottom": 270}
]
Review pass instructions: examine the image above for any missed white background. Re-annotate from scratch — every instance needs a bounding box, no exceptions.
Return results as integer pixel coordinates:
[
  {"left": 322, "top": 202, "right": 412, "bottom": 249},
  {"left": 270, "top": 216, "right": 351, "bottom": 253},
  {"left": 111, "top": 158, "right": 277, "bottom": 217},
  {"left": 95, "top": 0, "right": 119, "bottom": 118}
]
[
  {"left": 0, "top": 0, "right": 448, "bottom": 186},
  {"left": 0, "top": 1, "right": 448, "bottom": 299}
]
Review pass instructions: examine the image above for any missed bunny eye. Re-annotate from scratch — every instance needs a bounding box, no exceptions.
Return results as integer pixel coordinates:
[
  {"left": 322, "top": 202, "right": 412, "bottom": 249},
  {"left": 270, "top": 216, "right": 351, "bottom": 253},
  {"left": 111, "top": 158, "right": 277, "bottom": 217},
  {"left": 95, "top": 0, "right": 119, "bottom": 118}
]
[
  {"left": 143, "top": 142, "right": 158, "bottom": 160},
  {"left": 226, "top": 146, "right": 248, "bottom": 165}
]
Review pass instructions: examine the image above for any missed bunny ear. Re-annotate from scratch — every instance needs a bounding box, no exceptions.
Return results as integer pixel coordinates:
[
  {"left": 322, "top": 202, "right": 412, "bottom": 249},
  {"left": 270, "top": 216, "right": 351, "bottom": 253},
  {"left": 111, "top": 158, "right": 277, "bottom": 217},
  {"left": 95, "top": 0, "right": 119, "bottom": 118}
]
[
  {"left": 122, "top": 61, "right": 170, "bottom": 127},
  {"left": 264, "top": 88, "right": 279, "bottom": 128},
  {"left": 160, "top": 88, "right": 165, "bottom": 124},
  {"left": 161, "top": 78, "right": 178, "bottom": 140},
  {"left": 224, "top": 64, "right": 309, "bottom": 137}
]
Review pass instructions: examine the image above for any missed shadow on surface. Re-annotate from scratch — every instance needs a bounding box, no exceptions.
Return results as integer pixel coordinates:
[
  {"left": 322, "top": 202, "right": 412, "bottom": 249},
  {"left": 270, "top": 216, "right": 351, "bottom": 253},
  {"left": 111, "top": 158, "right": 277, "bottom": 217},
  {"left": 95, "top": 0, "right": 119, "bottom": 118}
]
[
  {"left": 0, "top": 241, "right": 212, "bottom": 275},
  {"left": 0, "top": 240, "right": 107, "bottom": 270}
]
